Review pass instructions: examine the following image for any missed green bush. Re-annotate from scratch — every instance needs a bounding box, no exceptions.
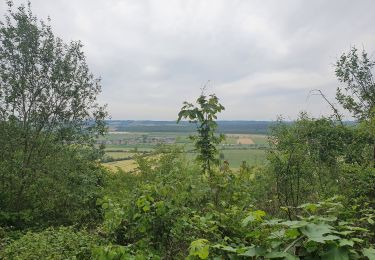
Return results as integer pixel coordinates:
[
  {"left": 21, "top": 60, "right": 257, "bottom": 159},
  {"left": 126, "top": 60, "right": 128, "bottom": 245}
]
[
  {"left": 0, "top": 128, "right": 107, "bottom": 228},
  {"left": 0, "top": 227, "right": 100, "bottom": 259}
]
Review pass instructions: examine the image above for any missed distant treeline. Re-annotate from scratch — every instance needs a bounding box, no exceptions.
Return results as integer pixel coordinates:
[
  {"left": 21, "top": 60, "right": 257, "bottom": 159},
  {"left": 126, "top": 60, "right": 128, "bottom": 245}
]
[
  {"left": 106, "top": 120, "right": 356, "bottom": 134},
  {"left": 106, "top": 120, "right": 279, "bottom": 134}
]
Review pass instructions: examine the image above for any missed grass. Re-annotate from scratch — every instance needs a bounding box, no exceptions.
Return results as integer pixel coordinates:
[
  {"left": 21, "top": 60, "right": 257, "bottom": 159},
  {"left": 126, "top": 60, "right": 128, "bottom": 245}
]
[
  {"left": 249, "top": 134, "right": 269, "bottom": 145},
  {"left": 220, "top": 149, "right": 267, "bottom": 169}
]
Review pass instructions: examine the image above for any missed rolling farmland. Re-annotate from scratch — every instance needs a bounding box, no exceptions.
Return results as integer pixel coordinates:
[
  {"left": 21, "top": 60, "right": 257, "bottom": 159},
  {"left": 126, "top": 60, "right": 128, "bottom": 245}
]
[{"left": 101, "top": 130, "right": 269, "bottom": 171}]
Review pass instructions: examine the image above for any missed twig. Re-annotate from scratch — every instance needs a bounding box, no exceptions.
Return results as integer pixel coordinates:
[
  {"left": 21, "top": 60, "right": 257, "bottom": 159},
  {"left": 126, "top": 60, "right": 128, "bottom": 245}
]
[
  {"left": 284, "top": 235, "right": 306, "bottom": 253},
  {"left": 308, "top": 89, "right": 343, "bottom": 124}
]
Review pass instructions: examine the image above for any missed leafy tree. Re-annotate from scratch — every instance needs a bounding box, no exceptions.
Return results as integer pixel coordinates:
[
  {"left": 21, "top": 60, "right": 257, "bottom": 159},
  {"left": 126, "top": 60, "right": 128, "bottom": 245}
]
[
  {"left": 335, "top": 47, "right": 375, "bottom": 121},
  {"left": 0, "top": 1, "right": 107, "bottom": 227},
  {"left": 0, "top": 1, "right": 107, "bottom": 145},
  {"left": 177, "top": 90, "right": 225, "bottom": 175},
  {"left": 335, "top": 47, "right": 375, "bottom": 167}
]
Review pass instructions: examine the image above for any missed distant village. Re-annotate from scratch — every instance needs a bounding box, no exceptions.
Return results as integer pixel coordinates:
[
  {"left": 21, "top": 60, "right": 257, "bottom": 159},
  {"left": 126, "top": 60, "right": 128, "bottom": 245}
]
[{"left": 97, "top": 136, "right": 176, "bottom": 145}]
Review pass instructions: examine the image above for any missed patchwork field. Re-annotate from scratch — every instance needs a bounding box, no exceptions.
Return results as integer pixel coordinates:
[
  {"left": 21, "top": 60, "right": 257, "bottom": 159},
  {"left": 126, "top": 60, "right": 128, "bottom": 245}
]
[{"left": 100, "top": 132, "right": 269, "bottom": 172}]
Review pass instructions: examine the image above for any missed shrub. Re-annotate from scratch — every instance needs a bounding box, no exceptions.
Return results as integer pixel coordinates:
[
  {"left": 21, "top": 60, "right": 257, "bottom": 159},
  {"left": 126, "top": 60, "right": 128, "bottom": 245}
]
[{"left": 1, "top": 227, "right": 100, "bottom": 259}]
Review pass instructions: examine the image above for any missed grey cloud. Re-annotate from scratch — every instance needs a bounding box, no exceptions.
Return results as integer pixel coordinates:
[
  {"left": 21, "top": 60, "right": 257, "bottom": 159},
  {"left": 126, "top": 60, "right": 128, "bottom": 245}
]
[{"left": 1, "top": 0, "right": 374, "bottom": 120}]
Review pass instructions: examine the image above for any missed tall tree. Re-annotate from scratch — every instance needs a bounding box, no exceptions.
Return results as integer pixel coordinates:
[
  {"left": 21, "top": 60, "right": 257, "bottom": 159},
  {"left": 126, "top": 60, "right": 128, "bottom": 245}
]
[{"left": 0, "top": 1, "right": 107, "bottom": 226}]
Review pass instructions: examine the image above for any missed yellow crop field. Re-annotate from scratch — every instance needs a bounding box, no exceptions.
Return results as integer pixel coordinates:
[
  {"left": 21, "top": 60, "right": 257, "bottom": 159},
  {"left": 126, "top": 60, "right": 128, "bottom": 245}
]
[{"left": 103, "top": 159, "right": 138, "bottom": 172}]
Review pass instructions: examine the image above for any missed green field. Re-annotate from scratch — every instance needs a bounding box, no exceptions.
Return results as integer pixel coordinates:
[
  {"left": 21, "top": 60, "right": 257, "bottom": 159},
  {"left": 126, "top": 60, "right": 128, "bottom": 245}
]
[
  {"left": 249, "top": 134, "right": 269, "bottom": 145},
  {"left": 101, "top": 132, "right": 268, "bottom": 171},
  {"left": 220, "top": 149, "right": 267, "bottom": 168}
]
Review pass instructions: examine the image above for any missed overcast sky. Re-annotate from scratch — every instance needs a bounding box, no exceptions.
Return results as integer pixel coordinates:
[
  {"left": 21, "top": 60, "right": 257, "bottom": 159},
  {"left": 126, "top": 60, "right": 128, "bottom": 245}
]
[{"left": 1, "top": 0, "right": 375, "bottom": 120}]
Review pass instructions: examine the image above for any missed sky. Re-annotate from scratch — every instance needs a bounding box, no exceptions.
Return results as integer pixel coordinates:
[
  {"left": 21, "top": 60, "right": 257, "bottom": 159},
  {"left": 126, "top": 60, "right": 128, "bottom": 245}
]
[{"left": 1, "top": 0, "right": 375, "bottom": 120}]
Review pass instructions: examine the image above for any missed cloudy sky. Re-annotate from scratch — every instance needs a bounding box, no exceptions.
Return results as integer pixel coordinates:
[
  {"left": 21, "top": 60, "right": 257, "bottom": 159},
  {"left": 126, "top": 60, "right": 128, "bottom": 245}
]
[{"left": 1, "top": 0, "right": 375, "bottom": 120}]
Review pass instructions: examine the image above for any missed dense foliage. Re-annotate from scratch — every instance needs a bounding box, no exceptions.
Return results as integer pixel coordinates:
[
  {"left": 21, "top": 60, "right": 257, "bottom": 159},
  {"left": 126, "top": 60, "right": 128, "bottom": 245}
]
[
  {"left": 0, "top": 1, "right": 107, "bottom": 228},
  {"left": 1, "top": 227, "right": 100, "bottom": 259}
]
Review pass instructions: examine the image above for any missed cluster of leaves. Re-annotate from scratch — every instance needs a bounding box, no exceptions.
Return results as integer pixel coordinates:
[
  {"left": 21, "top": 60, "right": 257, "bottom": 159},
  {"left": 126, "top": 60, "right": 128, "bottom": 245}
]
[
  {"left": 189, "top": 198, "right": 375, "bottom": 259},
  {"left": 0, "top": 227, "right": 100, "bottom": 259}
]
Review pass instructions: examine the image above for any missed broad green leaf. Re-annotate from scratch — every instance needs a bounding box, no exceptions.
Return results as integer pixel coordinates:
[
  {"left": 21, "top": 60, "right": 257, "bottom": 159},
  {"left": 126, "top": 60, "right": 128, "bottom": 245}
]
[
  {"left": 338, "top": 239, "right": 354, "bottom": 247},
  {"left": 321, "top": 246, "right": 349, "bottom": 260},
  {"left": 211, "top": 245, "right": 236, "bottom": 253},
  {"left": 300, "top": 223, "right": 339, "bottom": 243},
  {"left": 265, "top": 251, "right": 299, "bottom": 260},
  {"left": 345, "top": 226, "right": 368, "bottom": 232},
  {"left": 281, "top": 220, "right": 308, "bottom": 229},
  {"left": 238, "top": 246, "right": 266, "bottom": 257},
  {"left": 363, "top": 248, "right": 375, "bottom": 260},
  {"left": 334, "top": 230, "right": 354, "bottom": 236},
  {"left": 269, "top": 229, "right": 285, "bottom": 239},
  {"left": 351, "top": 238, "right": 364, "bottom": 243}
]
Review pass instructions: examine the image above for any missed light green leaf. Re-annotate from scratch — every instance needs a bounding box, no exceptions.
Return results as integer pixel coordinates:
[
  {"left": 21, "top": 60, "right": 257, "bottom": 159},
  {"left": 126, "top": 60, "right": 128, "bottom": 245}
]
[
  {"left": 300, "top": 223, "right": 338, "bottom": 243},
  {"left": 351, "top": 238, "right": 364, "bottom": 243},
  {"left": 363, "top": 247, "right": 375, "bottom": 260},
  {"left": 265, "top": 251, "right": 299, "bottom": 260},
  {"left": 285, "top": 229, "right": 300, "bottom": 239},
  {"left": 334, "top": 230, "right": 354, "bottom": 236},
  {"left": 339, "top": 239, "right": 354, "bottom": 247},
  {"left": 253, "top": 210, "right": 266, "bottom": 221},
  {"left": 242, "top": 215, "right": 255, "bottom": 227},
  {"left": 298, "top": 203, "right": 318, "bottom": 212},
  {"left": 189, "top": 239, "right": 209, "bottom": 259},
  {"left": 238, "top": 246, "right": 266, "bottom": 257},
  {"left": 281, "top": 220, "right": 308, "bottom": 229}
]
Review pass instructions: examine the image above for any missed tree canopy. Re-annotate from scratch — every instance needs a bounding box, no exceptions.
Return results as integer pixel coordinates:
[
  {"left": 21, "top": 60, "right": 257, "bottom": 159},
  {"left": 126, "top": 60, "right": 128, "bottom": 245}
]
[{"left": 0, "top": 1, "right": 107, "bottom": 144}]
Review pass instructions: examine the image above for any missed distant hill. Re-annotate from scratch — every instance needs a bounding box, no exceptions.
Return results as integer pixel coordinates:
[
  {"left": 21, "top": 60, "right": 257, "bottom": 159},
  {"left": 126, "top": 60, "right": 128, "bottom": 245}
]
[{"left": 106, "top": 120, "right": 278, "bottom": 134}]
